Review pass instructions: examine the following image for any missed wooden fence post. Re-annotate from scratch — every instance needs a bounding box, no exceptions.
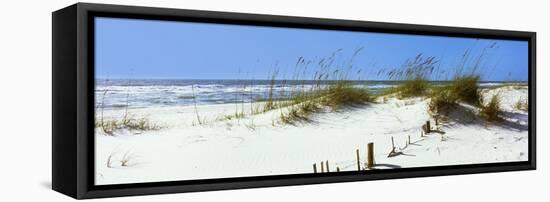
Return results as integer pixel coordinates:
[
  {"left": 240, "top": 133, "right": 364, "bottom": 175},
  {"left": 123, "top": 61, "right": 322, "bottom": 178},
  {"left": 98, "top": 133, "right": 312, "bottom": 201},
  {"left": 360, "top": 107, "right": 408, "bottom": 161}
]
[
  {"left": 408, "top": 135, "right": 411, "bottom": 145},
  {"left": 326, "top": 160, "right": 330, "bottom": 172},
  {"left": 367, "top": 142, "right": 374, "bottom": 169},
  {"left": 321, "top": 161, "right": 324, "bottom": 173},
  {"left": 336, "top": 167, "right": 340, "bottom": 172},
  {"left": 426, "top": 120, "right": 431, "bottom": 133},
  {"left": 313, "top": 163, "right": 317, "bottom": 173},
  {"left": 356, "top": 149, "right": 361, "bottom": 171},
  {"left": 391, "top": 137, "right": 396, "bottom": 153}
]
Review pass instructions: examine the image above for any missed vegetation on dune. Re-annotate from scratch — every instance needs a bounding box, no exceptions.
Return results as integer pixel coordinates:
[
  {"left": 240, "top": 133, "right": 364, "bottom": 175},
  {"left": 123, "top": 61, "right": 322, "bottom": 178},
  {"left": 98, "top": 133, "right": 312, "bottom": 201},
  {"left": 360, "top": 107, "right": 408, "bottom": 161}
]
[
  {"left": 96, "top": 87, "right": 161, "bottom": 135},
  {"left": 442, "top": 46, "right": 494, "bottom": 107},
  {"left": 279, "top": 102, "right": 317, "bottom": 124},
  {"left": 96, "top": 115, "right": 161, "bottom": 135},
  {"left": 480, "top": 94, "right": 503, "bottom": 122},
  {"left": 92, "top": 45, "right": 505, "bottom": 128},
  {"left": 395, "top": 77, "right": 430, "bottom": 98},
  {"left": 447, "top": 75, "right": 482, "bottom": 106},
  {"left": 429, "top": 78, "right": 504, "bottom": 123},
  {"left": 216, "top": 47, "right": 504, "bottom": 125},
  {"left": 427, "top": 44, "right": 495, "bottom": 112},
  {"left": 264, "top": 68, "right": 280, "bottom": 112},
  {"left": 428, "top": 74, "right": 482, "bottom": 114},
  {"left": 320, "top": 81, "right": 371, "bottom": 108},
  {"left": 279, "top": 81, "right": 371, "bottom": 124},
  {"left": 428, "top": 87, "right": 458, "bottom": 115},
  {"left": 95, "top": 42, "right": 520, "bottom": 131},
  {"left": 258, "top": 49, "right": 373, "bottom": 124},
  {"left": 383, "top": 54, "right": 438, "bottom": 98},
  {"left": 514, "top": 98, "right": 528, "bottom": 112}
]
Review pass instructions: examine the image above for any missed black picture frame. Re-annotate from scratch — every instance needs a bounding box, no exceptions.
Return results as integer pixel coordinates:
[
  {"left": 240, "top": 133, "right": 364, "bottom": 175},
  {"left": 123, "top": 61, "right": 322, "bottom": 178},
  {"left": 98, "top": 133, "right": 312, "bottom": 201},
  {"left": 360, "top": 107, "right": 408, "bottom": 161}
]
[{"left": 52, "top": 2, "right": 536, "bottom": 199}]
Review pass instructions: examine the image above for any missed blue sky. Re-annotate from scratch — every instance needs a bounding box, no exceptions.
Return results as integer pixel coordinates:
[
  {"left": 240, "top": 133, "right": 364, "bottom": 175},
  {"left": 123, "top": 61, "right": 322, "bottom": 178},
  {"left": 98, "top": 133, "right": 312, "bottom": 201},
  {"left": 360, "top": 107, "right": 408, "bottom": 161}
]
[{"left": 95, "top": 17, "right": 528, "bottom": 81}]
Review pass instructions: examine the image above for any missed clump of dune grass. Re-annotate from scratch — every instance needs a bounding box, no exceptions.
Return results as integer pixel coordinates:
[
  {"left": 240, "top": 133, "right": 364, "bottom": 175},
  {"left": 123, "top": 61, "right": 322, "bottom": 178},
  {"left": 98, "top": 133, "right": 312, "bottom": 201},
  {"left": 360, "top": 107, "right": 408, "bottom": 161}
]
[
  {"left": 444, "top": 45, "right": 498, "bottom": 106},
  {"left": 514, "top": 98, "right": 528, "bottom": 111},
  {"left": 96, "top": 116, "right": 161, "bottom": 135},
  {"left": 385, "top": 54, "right": 438, "bottom": 98},
  {"left": 395, "top": 77, "right": 430, "bottom": 98},
  {"left": 426, "top": 45, "right": 503, "bottom": 121},
  {"left": 427, "top": 74, "right": 484, "bottom": 121},
  {"left": 428, "top": 87, "right": 458, "bottom": 115},
  {"left": 280, "top": 102, "right": 317, "bottom": 124},
  {"left": 320, "top": 81, "right": 371, "bottom": 108},
  {"left": 264, "top": 68, "right": 280, "bottom": 112},
  {"left": 447, "top": 75, "right": 482, "bottom": 106},
  {"left": 279, "top": 80, "right": 371, "bottom": 124},
  {"left": 215, "top": 48, "right": 373, "bottom": 125},
  {"left": 96, "top": 88, "right": 161, "bottom": 135},
  {"left": 106, "top": 150, "right": 139, "bottom": 168},
  {"left": 480, "top": 94, "right": 502, "bottom": 122},
  {"left": 268, "top": 49, "right": 372, "bottom": 124}
]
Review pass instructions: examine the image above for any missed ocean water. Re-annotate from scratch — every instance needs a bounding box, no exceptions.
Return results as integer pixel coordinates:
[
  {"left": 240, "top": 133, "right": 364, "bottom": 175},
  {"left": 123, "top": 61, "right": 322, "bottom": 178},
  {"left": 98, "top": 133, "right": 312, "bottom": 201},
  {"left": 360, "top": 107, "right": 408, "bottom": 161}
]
[{"left": 95, "top": 79, "right": 524, "bottom": 109}]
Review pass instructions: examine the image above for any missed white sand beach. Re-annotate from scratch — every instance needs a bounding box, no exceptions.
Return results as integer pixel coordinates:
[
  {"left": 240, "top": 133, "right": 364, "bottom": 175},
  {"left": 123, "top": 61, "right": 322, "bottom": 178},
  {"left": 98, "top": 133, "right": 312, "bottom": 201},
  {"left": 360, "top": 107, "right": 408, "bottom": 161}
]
[{"left": 95, "top": 86, "right": 528, "bottom": 185}]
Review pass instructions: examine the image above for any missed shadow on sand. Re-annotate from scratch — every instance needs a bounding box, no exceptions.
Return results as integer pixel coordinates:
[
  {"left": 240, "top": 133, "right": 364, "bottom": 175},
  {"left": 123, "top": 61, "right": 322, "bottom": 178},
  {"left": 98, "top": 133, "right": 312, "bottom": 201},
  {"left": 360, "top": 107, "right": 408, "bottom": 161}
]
[{"left": 442, "top": 104, "right": 528, "bottom": 132}]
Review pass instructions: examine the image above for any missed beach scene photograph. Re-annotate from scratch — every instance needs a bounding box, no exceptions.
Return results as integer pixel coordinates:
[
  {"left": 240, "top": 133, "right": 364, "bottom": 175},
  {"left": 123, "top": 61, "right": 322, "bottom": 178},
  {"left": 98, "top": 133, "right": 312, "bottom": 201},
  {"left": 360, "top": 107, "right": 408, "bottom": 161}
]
[{"left": 94, "top": 17, "right": 529, "bottom": 185}]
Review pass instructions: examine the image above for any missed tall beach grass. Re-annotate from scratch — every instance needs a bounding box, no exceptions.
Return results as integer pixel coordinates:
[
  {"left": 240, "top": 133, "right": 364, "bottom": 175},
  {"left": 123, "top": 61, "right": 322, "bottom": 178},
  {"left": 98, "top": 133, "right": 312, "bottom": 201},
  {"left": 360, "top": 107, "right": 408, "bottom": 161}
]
[
  {"left": 216, "top": 49, "right": 372, "bottom": 124},
  {"left": 384, "top": 54, "right": 438, "bottom": 98}
]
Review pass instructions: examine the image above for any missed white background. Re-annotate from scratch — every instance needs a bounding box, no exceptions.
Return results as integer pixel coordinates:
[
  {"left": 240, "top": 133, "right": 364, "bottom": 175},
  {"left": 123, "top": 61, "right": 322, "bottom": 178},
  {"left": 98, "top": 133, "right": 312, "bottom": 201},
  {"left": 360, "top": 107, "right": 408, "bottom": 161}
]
[{"left": 0, "top": 0, "right": 546, "bottom": 201}]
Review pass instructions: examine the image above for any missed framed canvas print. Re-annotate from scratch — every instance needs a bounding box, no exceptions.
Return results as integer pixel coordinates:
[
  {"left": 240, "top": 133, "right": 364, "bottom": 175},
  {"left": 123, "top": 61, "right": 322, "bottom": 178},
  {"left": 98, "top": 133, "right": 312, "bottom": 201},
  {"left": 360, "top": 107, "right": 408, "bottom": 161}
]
[{"left": 52, "top": 3, "right": 536, "bottom": 199}]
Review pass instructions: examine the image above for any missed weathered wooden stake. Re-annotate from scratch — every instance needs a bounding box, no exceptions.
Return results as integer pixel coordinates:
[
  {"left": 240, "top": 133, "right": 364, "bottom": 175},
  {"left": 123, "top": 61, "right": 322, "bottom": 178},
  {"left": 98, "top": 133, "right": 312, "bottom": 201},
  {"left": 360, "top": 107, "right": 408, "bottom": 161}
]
[
  {"left": 313, "top": 163, "right": 317, "bottom": 173},
  {"left": 426, "top": 120, "right": 431, "bottom": 133},
  {"left": 391, "top": 137, "right": 396, "bottom": 152},
  {"left": 408, "top": 135, "right": 411, "bottom": 145},
  {"left": 421, "top": 130, "right": 424, "bottom": 137},
  {"left": 356, "top": 149, "right": 361, "bottom": 171},
  {"left": 321, "top": 161, "right": 325, "bottom": 173},
  {"left": 422, "top": 124, "right": 426, "bottom": 133},
  {"left": 326, "top": 160, "right": 330, "bottom": 172},
  {"left": 367, "top": 142, "right": 374, "bottom": 169},
  {"left": 336, "top": 167, "right": 340, "bottom": 172}
]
